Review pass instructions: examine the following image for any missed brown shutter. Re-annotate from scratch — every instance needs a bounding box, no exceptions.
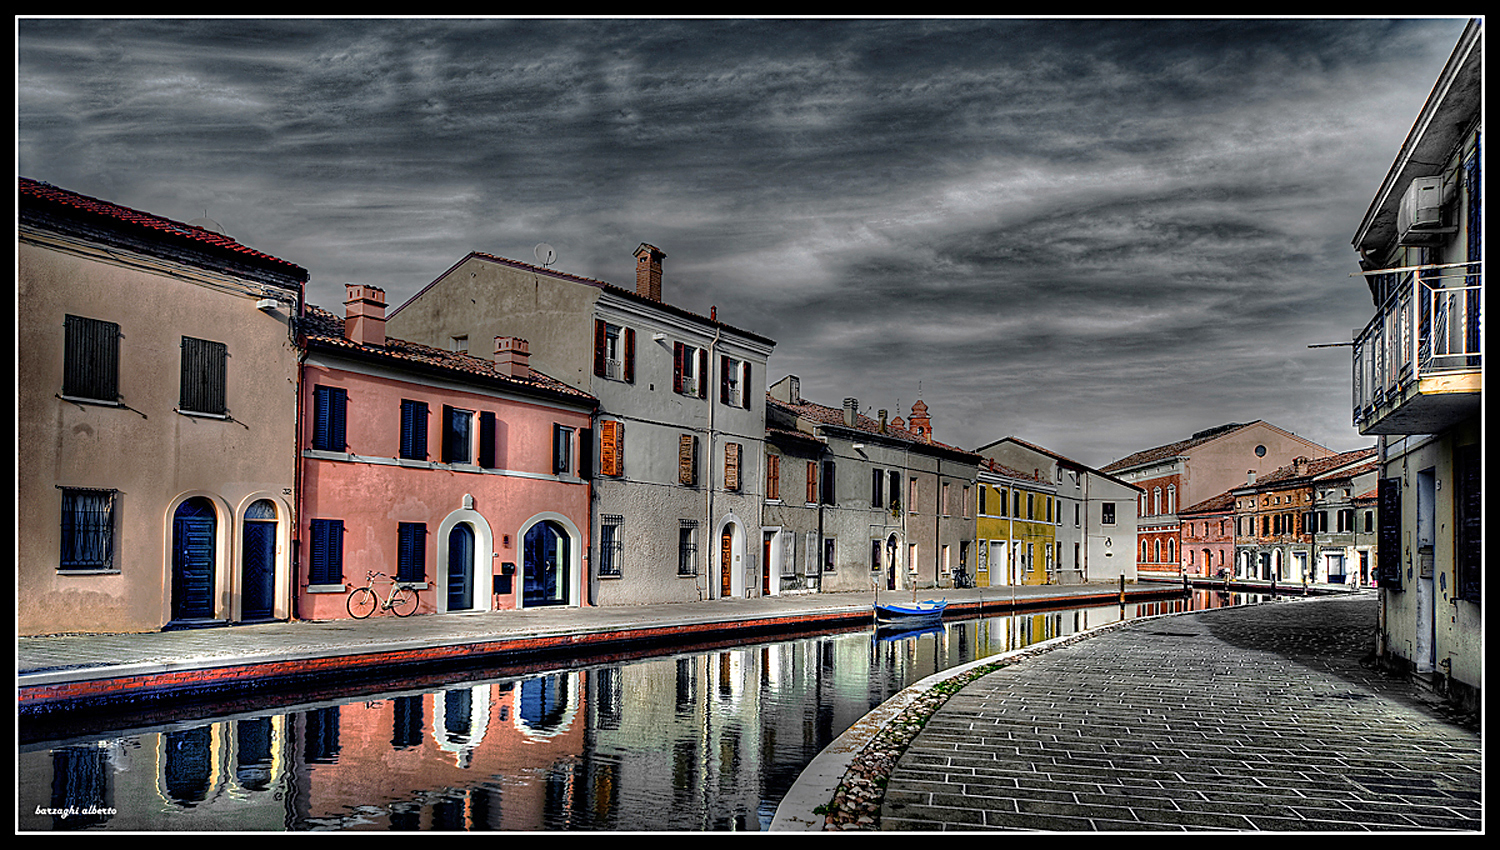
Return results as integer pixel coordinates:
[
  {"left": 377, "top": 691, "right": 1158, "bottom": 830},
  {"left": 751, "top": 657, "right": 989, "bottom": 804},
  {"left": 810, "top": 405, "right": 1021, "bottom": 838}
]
[
  {"left": 766, "top": 454, "right": 779, "bottom": 500},
  {"left": 679, "top": 433, "right": 698, "bottom": 486},
  {"left": 720, "top": 355, "right": 731, "bottom": 404},
  {"left": 594, "top": 319, "right": 606, "bottom": 377},
  {"left": 697, "top": 349, "right": 708, "bottom": 398},
  {"left": 673, "top": 343, "right": 685, "bottom": 394},
  {"left": 623, "top": 327, "right": 635, "bottom": 383},
  {"left": 741, "top": 361, "right": 752, "bottom": 409},
  {"left": 601, "top": 420, "right": 621, "bottom": 476},
  {"left": 725, "top": 442, "right": 741, "bottom": 491},
  {"left": 807, "top": 461, "right": 818, "bottom": 504}
]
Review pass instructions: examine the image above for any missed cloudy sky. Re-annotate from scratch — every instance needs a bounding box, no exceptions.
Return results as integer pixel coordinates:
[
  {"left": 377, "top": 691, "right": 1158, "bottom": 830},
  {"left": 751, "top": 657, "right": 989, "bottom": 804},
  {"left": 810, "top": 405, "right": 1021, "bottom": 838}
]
[{"left": 16, "top": 16, "right": 1472, "bottom": 468}]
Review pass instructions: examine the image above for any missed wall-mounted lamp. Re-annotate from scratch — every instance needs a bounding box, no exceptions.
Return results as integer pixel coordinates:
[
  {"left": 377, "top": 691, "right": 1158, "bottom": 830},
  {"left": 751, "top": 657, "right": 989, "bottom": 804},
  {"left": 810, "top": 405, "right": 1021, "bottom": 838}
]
[{"left": 256, "top": 298, "right": 280, "bottom": 312}]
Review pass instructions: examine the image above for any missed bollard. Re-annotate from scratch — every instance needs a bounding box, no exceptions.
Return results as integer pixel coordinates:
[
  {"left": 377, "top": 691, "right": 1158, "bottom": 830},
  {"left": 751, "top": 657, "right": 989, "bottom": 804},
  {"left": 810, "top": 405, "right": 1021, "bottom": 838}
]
[{"left": 1119, "top": 574, "right": 1125, "bottom": 605}]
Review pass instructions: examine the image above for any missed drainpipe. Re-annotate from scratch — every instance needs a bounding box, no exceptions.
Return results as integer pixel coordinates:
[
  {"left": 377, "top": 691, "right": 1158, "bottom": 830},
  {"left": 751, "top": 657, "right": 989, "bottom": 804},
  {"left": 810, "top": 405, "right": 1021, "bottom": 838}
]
[{"left": 704, "top": 321, "right": 723, "bottom": 599}]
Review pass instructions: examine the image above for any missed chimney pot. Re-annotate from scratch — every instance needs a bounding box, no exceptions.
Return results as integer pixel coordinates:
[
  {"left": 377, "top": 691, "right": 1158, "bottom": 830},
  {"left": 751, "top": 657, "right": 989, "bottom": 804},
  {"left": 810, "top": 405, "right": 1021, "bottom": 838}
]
[
  {"left": 878, "top": 409, "right": 888, "bottom": 434},
  {"left": 343, "top": 283, "right": 387, "bottom": 347},
  {"left": 634, "top": 243, "right": 666, "bottom": 302},
  {"left": 494, "top": 336, "right": 531, "bottom": 379},
  {"left": 844, "top": 398, "right": 858, "bottom": 426}
]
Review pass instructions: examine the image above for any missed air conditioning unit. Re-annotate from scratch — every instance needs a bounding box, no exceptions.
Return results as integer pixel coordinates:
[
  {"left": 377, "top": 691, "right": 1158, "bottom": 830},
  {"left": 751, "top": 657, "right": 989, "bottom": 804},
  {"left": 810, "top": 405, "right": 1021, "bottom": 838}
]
[{"left": 1397, "top": 176, "right": 1446, "bottom": 243}]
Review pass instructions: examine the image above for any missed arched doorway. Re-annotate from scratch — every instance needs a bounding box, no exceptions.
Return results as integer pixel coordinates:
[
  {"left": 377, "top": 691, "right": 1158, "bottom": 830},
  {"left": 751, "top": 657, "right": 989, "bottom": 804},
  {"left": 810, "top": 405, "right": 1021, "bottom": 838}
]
[
  {"left": 241, "top": 500, "right": 277, "bottom": 622},
  {"left": 886, "top": 533, "right": 899, "bottom": 590},
  {"left": 523, "top": 521, "right": 570, "bottom": 607},
  {"left": 720, "top": 526, "right": 734, "bottom": 597},
  {"left": 447, "top": 523, "right": 475, "bottom": 611},
  {"left": 171, "top": 497, "right": 217, "bottom": 622}
]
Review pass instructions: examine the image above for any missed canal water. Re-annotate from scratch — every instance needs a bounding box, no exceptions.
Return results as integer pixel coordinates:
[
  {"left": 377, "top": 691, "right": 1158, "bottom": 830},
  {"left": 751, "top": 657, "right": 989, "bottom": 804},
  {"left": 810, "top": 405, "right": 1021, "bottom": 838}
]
[{"left": 18, "top": 590, "right": 1265, "bottom": 832}]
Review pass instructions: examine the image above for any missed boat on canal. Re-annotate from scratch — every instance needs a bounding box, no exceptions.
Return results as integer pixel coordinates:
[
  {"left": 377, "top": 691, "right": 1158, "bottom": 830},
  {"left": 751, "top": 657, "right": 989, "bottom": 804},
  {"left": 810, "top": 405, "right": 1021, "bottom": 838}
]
[{"left": 874, "top": 599, "right": 947, "bottom": 627}]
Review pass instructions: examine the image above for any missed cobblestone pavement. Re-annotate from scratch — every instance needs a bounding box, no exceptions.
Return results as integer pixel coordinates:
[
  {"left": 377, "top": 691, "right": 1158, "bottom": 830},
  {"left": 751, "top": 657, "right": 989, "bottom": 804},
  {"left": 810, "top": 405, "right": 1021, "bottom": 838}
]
[{"left": 878, "top": 595, "right": 1481, "bottom": 832}]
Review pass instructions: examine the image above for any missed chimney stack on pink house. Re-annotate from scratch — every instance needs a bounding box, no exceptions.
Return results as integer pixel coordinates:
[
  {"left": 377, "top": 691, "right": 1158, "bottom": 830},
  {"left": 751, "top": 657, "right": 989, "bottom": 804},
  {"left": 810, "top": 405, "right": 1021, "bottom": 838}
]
[
  {"left": 344, "top": 283, "right": 387, "bottom": 347},
  {"left": 635, "top": 243, "right": 666, "bottom": 302},
  {"left": 494, "top": 336, "right": 531, "bottom": 379}
]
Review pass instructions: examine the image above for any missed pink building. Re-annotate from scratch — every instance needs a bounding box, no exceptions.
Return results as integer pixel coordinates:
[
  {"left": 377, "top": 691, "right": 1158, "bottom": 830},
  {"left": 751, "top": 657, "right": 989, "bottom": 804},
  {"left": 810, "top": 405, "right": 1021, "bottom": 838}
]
[{"left": 298, "top": 285, "right": 596, "bottom": 620}]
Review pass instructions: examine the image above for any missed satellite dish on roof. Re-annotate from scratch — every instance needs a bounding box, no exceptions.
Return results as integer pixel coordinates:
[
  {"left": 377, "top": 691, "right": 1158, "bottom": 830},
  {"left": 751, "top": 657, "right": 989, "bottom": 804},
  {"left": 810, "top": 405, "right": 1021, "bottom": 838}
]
[{"left": 535, "top": 242, "right": 557, "bottom": 267}]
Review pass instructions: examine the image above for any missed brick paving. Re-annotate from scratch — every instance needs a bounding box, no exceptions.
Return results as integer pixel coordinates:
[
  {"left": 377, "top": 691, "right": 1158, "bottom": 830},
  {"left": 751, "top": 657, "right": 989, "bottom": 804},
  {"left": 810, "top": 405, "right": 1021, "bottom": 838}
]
[{"left": 879, "top": 595, "right": 1481, "bottom": 832}]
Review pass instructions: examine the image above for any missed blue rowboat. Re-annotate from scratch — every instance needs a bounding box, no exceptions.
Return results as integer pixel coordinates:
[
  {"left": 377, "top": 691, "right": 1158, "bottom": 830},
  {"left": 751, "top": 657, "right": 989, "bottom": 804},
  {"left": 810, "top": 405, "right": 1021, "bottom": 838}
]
[{"left": 874, "top": 599, "right": 947, "bottom": 626}]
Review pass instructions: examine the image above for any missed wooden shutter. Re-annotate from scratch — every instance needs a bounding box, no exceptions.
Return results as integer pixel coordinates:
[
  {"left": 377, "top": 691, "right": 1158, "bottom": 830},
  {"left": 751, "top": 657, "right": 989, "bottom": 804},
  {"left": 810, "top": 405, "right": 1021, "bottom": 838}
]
[
  {"left": 594, "top": 319, "right": 607, "bottom": 377},
  {"left": 63, "top": 314, "right": 120, "bottom": 402},
  {"left": 478, "top": 411, "right": 496, "bottom": 468},
  {"left": 623, "top": 328, "right": 635, "bottom": 383},
  {"left": 401, "top": 400, "right": 429, "bottom": 460},
  {"left": 315, "top": 387, "right": 347, "bottom": 452},
  {"left": 720, "top": 355, "right": 731, "bottom": 404},
  {"left": 673, "top": 342, "right": 685, "bottom": 393},
  {"left": 741, "top": 361, "right": 752, "bottom": 409},
  {"left": 822, "top": 460, "right": 836, "bottom": 505},
  {"left": 1377, "top": 477, "right": 1402, "bottom": 589},
  {"left": 679, "top": 434, "right": 698, "bottom": 486},
  {"left": 872, "top": 468, "right": 883, "bottom": 507},
  {"left": 806, "top": 461, "right": 818, "bottom": 504},
  {"left": 600, "top": 420, "right": 622, "bottom": 477},
  {"left": 766, "top": 453, "right": 779, "bottom": 500},
  {"left": 1456, "top": 444, "right": 1480, "bottom": 602},
  {"left": 310, "top": 519, "right": 344, "bottom": 585},
  {"left": 725, "top": 442, "right": 741, "bottom": 491},
  {"left": 179, "top": 336, "right": 227, "bottom": 415},
  {"left": 397, "top": 522, "right": 426, "bottom": 583},
  {"left": 442, "top": 405, "right": 457, "bottom": 463},
  {"left": 697, "top": 349, "right": 708, "bottom": 398}
]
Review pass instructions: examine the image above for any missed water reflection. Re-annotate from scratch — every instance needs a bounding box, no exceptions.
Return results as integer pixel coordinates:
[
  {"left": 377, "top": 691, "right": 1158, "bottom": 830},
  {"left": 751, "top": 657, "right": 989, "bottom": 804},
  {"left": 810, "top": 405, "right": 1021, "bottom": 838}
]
[{"left": 19, "top": 591, "right": 1261, "bottom": 831}]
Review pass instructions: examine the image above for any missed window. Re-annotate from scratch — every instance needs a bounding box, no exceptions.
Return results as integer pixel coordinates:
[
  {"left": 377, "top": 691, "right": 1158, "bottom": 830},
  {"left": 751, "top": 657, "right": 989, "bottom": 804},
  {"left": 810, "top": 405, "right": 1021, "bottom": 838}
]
[
  {"left": 871, "top": 468, "right": 884, "bottom": 508},
  {"left": 1013, "top": 489, "right": 1021, "bottom": 517},
  {"left": 942, "top": 482, "right": 951, "bottom": 516},
  {"left": 820, "top": 460, "right": 836, "bottom": 505},
  {"left": 599, "top": 420, "right": 624, "bottom": 477},
  {"left": 594, "top": 320, "right": 636, "bottom": 382},
  {"left": 396, "top": 522, "right": 426, "bottom": 583},
  {"left": 1102, "top": 502, "right": 1115, "bottom": 525},
  {"left": 963, "top": 486, "right": 971, "bottom": 518},
  {"left": 720, "top": 356, "right": 750, "bottom": 408},
  {"left": 977, "top": 484, "right": 987, "bottom": 515},
  {"left": 442, "top": 406, "right": 473, "bottom": 464},
  {"left": 553, "top": 425, "right": 573, "bottom": 475},
  {"left": 1027, "top": 493, "right": 1035, "bottom": 520},
  {"left": 724, "top": 442, "right": 741, "bottom": 491},
  {"left": 599, "top": 515, "right": 623, "bottom": 578},
  {"left": 450, "top": 335, "right": 468, "bottom": 354},
  {"left": 870, "top": 539, "right": 883, "bottom": 571},
  {"left": 678, "top": 520, "right": 699, "bottom": 576},
  {"left": 1337, "top": 509, "right": 1354, "bottom": 533},
  {"left": 678, "top": 434, "right": 700, "bottom": 486},
  {"left": 309, "top": 518, "right": 344, "bottom": 585},
  {"left": 909, "top": 477, "right": 919, "bottom": 514},
  {"left": 400, "top": 400, "right": 429, "bottom": 460},
  {"left": 62, "top": 314, "right": 120, "bottom": 403},
  {"left": 313, "top": 386, "right": 347, "bottom": 452},
  {"left": 765, "top": 453, "right": 780, "bottom": 500},
  {"left": 823, "top": 537, "right": 836, "bottom": 572},
  {"left": 673, "top": 343, "right": 707, "bottom": 398},
  {"left": 59, "top": 487, "right": 115, "bottom": 570},
  {"left": 1074, "top": 502, "right": 1081, "bottom": 527},
  {"left": 179, "top": 336, "right": 227, "bottom": 415}
]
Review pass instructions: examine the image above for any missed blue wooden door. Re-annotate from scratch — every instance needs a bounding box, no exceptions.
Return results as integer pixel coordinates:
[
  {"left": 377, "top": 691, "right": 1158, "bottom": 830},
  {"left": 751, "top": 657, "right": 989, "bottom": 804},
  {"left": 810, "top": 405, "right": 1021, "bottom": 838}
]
[
  {"left": 524, "top": 522, "right": 568, "bottom": 607},
  {"left": 241, "top": 500, "right": 277, "bottom": 621},
  {"left": 447, "top": 524, "right": 474, "bottom": 611},
  {"left": 172, "top": 498, "right": 216, "bottom": 621}
]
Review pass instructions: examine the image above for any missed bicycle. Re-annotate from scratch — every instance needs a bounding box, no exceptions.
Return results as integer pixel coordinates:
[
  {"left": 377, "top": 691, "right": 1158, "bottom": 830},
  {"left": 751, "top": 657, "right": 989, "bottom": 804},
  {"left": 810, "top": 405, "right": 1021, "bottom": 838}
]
[{"left": 347, "top": 570, "right": 420, "bottom": 619}]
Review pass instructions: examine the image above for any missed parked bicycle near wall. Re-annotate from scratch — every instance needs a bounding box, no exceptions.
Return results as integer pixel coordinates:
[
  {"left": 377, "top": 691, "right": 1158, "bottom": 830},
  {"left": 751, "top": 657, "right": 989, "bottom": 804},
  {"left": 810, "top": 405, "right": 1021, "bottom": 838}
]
[{"left": 347, "top": 570, "right": 420, "bottom": 618}]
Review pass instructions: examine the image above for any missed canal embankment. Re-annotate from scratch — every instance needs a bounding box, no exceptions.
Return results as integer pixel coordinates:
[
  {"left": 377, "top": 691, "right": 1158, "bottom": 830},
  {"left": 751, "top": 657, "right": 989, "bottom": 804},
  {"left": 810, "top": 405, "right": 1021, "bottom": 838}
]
[{"left": 19, "top": 581, "right": 1202, "bottom": 719}]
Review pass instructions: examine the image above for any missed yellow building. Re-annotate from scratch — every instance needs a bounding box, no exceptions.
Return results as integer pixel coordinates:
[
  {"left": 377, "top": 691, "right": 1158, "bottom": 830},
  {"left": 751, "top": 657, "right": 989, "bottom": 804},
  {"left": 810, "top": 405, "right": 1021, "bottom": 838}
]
[{"left": 974, "top": 460, "right": 1058, "bottom": 586}]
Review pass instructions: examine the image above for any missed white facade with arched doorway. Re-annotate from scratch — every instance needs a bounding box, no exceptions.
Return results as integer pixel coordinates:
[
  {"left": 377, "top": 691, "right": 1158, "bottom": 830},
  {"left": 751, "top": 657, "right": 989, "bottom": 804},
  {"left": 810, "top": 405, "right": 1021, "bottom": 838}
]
[
  {"left": 436, "top": 499, "right": 495, "bottom": 614},
  {"left": 714, "top": 513, "right": 747, "bottom": 599}
]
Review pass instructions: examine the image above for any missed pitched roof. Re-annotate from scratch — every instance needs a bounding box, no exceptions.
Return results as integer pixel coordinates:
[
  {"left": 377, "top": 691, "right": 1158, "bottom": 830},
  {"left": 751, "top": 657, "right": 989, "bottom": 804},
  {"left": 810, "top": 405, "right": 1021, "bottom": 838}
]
[
  {"left": 1180, "top": 489, "right": 1238, "bottom": 515},
  {"left": 1100, "top": 422, "right": 1257, "bottom": 473},
  {"left": 978, "top": 457, "right": 1050, "bottom": 486},
  {"left": 19, "top": 177, "right": 307, "bottom": 284},
  {"left": 302, "top": 305, "right": 596, "bottom": 407},
  {"left": 1241, "top": 447, "right": 1379, "bottom": 489},
  {"left": 394, "top": 250, "right": 775, "bottom": 347},
  {"left": 767, "top": 395, "right": 980, "bottom": 461}
]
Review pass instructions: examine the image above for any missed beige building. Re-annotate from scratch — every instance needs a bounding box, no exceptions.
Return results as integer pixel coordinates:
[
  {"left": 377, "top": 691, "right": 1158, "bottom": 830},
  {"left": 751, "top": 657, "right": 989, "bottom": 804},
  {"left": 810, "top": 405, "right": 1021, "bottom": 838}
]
[{"left": 18, "top": 178, "right": 307, "bottom": 634}]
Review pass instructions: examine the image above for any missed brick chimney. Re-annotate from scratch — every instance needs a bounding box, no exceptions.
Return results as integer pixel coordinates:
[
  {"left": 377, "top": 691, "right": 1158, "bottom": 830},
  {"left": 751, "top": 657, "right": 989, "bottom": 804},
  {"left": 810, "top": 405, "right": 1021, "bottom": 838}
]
[
  {"left": 878, "top": 409, "right": 888, "bottom": 434},
  {"left": 494, "top": 336, "right": 531, "bottom": 379},
  {"left": 344, "top": 284, "right": 386, "bottom": 347},
  {"left": 635, "top": 243, "right": 666, "bottom": 302},
  {"left": 844, "top": 398, "right": 858, "bottom": 427}
]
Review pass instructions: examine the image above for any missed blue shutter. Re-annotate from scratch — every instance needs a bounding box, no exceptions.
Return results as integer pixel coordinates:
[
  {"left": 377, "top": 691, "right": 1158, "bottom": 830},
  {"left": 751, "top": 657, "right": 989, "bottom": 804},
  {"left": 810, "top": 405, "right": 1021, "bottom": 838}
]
[
  {"left": 397, "top": 522, "right": 426, "bottom": 583},
  {"left": 310, "top": 519, "right": 344, "bottom": 585},
  {"left": 401, "top": 400, "right": 428, "bottom": 460},
  {"left": 478, "top": 411, "right": 496, "bottom": 469},
  {"left": 314, "top": 387, "right": 347, "bottom": 451}
]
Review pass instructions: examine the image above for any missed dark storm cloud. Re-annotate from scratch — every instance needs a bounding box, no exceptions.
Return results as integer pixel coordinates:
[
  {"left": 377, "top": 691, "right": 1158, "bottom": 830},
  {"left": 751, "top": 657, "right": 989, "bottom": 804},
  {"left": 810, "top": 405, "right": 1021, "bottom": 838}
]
[{"left": 17, "top": 16, "right": 1471, "bottom": 466}]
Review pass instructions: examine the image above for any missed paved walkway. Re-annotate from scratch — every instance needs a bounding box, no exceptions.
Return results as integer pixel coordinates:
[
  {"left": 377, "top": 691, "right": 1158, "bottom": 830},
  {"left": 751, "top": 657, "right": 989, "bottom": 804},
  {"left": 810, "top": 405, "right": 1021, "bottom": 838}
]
[{"left": 871, "top": 594, "right": 1480, "bottom": 832}]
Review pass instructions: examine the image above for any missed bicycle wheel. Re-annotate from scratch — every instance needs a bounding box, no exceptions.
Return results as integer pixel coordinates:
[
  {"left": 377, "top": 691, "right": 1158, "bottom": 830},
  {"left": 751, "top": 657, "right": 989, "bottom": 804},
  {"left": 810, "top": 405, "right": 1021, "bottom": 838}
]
[
  {"left": 389, "top": 585, "right": 420, "bottom": 618},
  {"left": 347, "top": 587, "right": 377, "bottom": 619}
]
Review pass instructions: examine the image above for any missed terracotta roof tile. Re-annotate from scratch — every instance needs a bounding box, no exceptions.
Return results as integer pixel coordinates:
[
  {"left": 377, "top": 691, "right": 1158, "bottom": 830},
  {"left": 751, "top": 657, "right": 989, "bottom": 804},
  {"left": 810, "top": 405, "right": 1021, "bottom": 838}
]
[
  {"left": 1101, "top": 422, "right": 1257, "bottom": 473},
  {"left": 302, "top": 305, "right": 595, "bottom": 405},
  {"left": 19, "top": 177, "right": 307, "bottom": 279}
]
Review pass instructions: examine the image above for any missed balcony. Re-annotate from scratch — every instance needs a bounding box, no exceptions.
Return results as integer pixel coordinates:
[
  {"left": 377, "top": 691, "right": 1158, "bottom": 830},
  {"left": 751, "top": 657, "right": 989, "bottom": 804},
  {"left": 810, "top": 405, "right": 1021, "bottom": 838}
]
[{"left": 1353, "top": 262, "right": 1481, "bottom": 435}]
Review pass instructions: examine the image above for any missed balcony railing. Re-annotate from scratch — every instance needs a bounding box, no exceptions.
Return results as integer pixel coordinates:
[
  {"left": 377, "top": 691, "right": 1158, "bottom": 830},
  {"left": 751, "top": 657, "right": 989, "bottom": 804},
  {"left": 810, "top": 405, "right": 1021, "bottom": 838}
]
[{"left": 1353, "top": 261, "right": 1481, "bottom": 432}]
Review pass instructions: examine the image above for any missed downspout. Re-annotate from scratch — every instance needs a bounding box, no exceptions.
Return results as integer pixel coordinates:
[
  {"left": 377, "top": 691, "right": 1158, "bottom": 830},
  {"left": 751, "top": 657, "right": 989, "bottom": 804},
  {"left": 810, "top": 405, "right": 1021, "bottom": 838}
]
[
  {"left": 290, "top": 289, "right": 307, "bottom": 623},
  {"left": 704, "top": 321, "right": 723, "bottom": 599}
]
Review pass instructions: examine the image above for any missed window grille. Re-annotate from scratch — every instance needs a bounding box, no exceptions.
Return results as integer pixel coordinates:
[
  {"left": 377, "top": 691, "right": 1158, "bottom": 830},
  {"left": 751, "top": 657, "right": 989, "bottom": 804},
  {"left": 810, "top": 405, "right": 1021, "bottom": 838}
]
[
  {"left": 677, "top": 520, "right": 699, "bottom": 576},
  {"left": 59, "top": 487, "right": 116, "bottom": 570},
  {"left": 62, "top": 315, "right": 120, "bottom": 402},
  {"left": 599, "top": 515, "right": 624, "bottom": 578}
]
